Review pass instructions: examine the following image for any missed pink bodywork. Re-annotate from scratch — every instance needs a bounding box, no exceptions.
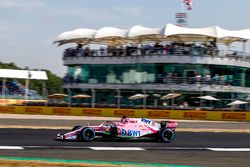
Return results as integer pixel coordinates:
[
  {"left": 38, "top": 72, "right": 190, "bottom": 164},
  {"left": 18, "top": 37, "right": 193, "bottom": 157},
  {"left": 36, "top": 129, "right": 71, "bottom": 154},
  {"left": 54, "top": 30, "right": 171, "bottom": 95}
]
[
  {"left": 110, "top": 118, "right": 178, "bottom": 138},
  {"left": 61, "top": 118, "right": 178, "bottom": 140}
]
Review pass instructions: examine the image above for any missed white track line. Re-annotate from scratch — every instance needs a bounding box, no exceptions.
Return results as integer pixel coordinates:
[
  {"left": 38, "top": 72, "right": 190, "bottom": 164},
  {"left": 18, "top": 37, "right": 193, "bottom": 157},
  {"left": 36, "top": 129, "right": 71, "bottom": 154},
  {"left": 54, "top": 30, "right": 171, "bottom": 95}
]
[
  {"left": 2, "top": 146, "right": 250, "bottom": 151},
  {"left": 0, "top": 146, "right": 24, "bottom": 150},
  {"left": 208, "top": 148, "right": 250, "bottom": 152},
  {"left": 89, "top": 147, "right": 145, "bottom": 151}
]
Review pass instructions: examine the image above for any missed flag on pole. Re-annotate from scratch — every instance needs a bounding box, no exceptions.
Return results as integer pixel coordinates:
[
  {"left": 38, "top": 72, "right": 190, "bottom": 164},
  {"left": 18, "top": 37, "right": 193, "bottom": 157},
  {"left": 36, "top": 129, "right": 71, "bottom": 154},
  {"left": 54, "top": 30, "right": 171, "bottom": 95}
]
[{"left": 183, "top": 0, "right": 192, "bottom": 10}]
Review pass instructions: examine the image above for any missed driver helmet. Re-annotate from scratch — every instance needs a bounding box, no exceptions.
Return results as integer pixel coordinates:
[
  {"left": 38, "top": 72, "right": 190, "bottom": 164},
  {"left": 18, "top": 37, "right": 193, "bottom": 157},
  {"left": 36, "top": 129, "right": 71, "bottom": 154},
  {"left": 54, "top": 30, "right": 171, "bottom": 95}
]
[{"left": 121, "top": 116, "right": 128, "bottom": 123}]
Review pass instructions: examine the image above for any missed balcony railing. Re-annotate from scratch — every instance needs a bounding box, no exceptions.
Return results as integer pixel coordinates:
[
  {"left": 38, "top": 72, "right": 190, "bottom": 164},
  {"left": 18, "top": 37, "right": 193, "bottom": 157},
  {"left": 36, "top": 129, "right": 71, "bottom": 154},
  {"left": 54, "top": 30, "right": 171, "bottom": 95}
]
[{"left": 62, "top": 46, "right": 250, "bottom": 61}]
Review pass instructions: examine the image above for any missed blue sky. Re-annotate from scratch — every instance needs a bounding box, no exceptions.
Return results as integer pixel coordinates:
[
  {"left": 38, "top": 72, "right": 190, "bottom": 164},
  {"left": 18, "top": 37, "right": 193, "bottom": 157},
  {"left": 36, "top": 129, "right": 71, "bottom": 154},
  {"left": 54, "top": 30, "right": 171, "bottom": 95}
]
[{"left": 0, "top": 0, "right": 250, "bottom": 77}]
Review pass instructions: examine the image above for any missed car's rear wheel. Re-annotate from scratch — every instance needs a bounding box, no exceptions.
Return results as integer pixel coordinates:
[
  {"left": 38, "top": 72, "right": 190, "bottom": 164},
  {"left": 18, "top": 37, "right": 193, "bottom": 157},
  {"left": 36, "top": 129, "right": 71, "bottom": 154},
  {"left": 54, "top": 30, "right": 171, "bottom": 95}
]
[
  {"left": 79, "top": 127, "right": 95, "bottom": 142},
  {"left": 159, "top": 128, "right": 175, "bottom": 143}
]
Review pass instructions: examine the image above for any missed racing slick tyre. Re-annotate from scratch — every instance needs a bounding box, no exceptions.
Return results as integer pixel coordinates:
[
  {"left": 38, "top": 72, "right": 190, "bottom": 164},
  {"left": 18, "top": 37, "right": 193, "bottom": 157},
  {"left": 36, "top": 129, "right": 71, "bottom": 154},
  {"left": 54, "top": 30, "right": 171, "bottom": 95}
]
[
  {"left": 79, "top": 127, "right": 95, "bottom": 142},
  {"left": 159, "top": 128, "right": 175, "bottom": 143},
  {"left": 72, "top": 125, "right": 82, "bottom": 131}
]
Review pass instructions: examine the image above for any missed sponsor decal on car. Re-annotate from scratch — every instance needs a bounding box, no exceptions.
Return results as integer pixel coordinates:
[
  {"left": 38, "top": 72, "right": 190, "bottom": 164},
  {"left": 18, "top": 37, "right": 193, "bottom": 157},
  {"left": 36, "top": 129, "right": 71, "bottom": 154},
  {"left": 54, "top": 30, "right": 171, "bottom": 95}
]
[
  {"left": 141, "top": 118, "right": 151, "bottom": 124},
  {"left": 121, "top": 129, "right": 141, "bottom": 137}
]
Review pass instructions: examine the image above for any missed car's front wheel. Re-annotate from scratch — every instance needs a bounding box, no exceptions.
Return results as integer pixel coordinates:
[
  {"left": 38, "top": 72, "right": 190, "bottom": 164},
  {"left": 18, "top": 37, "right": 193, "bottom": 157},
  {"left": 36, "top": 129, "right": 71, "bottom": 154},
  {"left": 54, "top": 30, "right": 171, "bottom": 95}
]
[{"left": 79, "top": 127, "right": 95, "bottom": 142}]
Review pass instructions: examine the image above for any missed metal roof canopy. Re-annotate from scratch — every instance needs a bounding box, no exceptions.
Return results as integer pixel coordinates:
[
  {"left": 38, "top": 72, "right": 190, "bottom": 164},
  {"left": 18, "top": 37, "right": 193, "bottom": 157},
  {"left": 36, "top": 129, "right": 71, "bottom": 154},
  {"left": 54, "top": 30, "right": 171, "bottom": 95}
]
[{"left": 0, "top": 69, "right": 48, "bottom": 80}]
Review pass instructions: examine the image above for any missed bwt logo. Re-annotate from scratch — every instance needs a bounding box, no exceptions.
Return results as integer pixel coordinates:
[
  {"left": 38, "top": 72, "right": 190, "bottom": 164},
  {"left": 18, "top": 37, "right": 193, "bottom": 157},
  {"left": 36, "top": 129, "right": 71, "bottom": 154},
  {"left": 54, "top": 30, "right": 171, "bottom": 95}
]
[
  {"left": 141, "top": 118, "right": 151, "bottom": 124},
  {"left": 121, "top": 129, "right": 141, "bottom": 137}
]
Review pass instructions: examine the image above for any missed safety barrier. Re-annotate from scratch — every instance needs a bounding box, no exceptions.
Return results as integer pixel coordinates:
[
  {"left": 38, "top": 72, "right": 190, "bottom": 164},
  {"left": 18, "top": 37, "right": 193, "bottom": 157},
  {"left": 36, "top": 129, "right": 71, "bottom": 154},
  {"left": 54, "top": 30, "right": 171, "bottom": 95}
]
[
  {"left": 0, "top": 106, "right": 249, "bottom": 122},
  {"left": 0, "top": 106, "right": 250, "bottom": 121}
]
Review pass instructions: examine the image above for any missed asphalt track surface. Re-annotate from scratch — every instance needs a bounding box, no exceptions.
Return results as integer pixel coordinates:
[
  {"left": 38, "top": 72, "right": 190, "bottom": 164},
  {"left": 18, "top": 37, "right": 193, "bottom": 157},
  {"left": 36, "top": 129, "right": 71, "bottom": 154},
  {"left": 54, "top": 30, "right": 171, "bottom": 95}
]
[{"left": 0, "top": 116, "right": 250, "bottom": 167}]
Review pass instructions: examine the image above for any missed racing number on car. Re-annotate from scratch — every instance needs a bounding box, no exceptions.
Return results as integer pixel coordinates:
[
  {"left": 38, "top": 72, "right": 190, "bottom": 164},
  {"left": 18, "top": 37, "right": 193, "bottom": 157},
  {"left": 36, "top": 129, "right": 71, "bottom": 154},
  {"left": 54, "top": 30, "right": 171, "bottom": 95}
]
[{"left": 121, "top": 129, "right": 141, "bottom": 137}]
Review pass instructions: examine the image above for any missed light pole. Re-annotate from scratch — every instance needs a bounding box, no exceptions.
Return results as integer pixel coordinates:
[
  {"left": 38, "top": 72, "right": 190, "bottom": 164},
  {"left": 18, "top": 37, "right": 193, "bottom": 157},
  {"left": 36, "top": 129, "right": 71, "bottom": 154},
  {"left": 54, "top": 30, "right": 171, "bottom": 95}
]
[
  {"left": 116, "top": 89, "right": 121, "bottom": 108},
  {"left": 91, "top": 89, "right": 95, "bottom": 108},
  {"left": 142, "top": 90, "right": 147, "bottom": 109},
  {"left": 24, "top": 71, "right": 32, "bottom": 102},
  {"left": 42, "top": 83, "right": 48, "bottom": 106},
  {"left": 1, "top": 78, "right": 6, "bottom": 105},
  {"left": 66, "top": 88, "right": 71, "bottom": 107},
  {"left": 153, "top": 94, "right": 161, "bottom": 108}
]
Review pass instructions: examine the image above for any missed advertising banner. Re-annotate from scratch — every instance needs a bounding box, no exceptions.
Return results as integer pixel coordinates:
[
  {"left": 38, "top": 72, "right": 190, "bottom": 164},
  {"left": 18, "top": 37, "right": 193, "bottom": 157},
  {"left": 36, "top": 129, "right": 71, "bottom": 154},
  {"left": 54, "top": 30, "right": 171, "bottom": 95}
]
[
  {"left": 183, "top": 112, "right": 207, "bottom": 119},
  {"left": 52, "top": 107, "right": 71, "bottom": 115},
  {"left": 147, "top": 110, "right": 170, "bottom": 118},
  {"left": 82, "top": 109, "right": 102, "bottom": 116},
  {"left": 0, "top": 106, "right": 249, "bottom": 121},
  {"left": 24, "top": 107, "right": 43, "bottom": 114},
  {"left": 221, "top": 112, "right": 247, "bottom": 121},
  {"left": 0, "top": 106, "right": 16, "bottom": 113},
  {"left": 114, "top": 109, "right": 135, "bottom": 117}
]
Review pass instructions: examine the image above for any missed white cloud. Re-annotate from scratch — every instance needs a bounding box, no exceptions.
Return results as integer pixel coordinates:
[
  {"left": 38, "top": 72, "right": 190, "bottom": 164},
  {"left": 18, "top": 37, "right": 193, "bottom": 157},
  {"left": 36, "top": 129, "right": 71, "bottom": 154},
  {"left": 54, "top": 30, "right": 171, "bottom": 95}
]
[{"left": 0, "top": 0, "right": 43, "bottom": 8}]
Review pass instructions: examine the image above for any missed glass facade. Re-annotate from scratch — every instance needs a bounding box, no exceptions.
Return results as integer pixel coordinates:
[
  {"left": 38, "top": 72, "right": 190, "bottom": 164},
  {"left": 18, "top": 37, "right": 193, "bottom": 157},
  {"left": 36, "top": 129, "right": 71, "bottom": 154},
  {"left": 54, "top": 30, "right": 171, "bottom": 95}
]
[
  {"left": 60, "top": 31, "right": 250, "bottom": 111},
  {"left": 64, "top": 64, "right": 250, "bottom": 87},
  {"left": 63, "top": 63, "right": 250, "bottom": 110},
  {"left": 67, "top": 88, "right": 249, "bottom": 110}
]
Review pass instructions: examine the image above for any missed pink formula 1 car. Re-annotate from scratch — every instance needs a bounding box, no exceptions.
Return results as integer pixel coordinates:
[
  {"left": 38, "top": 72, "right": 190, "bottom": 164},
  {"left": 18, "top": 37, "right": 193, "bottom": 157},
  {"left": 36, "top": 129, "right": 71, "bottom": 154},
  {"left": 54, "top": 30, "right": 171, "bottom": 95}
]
[{"left": 55, "top": 117, "right": 178, "bottom": 143}]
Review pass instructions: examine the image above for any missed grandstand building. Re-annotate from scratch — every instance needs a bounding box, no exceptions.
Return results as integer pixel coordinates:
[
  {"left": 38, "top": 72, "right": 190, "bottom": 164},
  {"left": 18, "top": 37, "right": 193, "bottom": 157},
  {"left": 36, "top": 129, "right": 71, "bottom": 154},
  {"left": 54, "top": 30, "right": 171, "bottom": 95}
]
[
  {"left": 0, "top": 69, "right": 48, "bottom": 105},
  {"left": 55, "top": 24, "right": 250, "bottom": 110}
]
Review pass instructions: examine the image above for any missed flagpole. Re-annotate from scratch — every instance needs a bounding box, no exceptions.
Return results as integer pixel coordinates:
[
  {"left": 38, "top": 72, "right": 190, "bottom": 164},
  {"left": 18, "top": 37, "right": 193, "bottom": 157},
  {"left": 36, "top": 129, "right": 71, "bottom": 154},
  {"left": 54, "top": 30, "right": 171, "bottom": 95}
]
[
  {"left": 180, "top": 0, "right": 184, "bottom": 13},
  {"left": 185, "top": 3, "right": 188, "bottom": 26},
  {"left": 180, "top": 0, "right": 188, "bottom": 27}
]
